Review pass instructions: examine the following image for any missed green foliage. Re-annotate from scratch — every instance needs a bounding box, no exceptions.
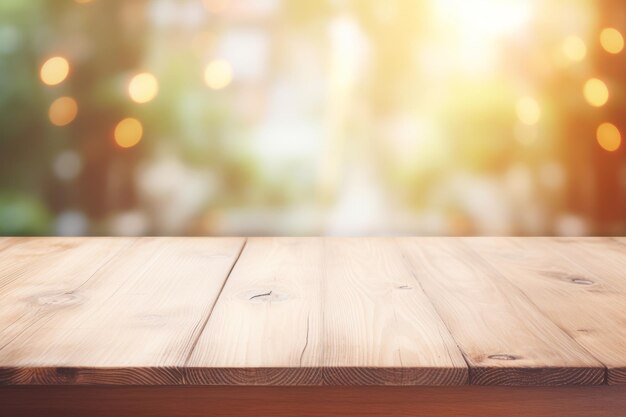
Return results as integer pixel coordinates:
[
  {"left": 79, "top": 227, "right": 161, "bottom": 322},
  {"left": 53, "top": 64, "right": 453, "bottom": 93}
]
[{"left": 0, "top": 193, "right": 51, "bottom": 235}]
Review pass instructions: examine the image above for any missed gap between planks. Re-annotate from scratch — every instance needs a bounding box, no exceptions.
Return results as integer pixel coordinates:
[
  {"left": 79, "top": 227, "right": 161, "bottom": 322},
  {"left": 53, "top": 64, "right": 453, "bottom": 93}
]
[
  {"left": 0, "top": 237, "right": 247, "bottom": 385},
  {"left": 183, "top": 237, "right": 469, "bottom": 386},
  {"left": 0, "top": 237, "right": 622, "bottom": 386},
  {"left": 456, "top": 237, "right": 624, "bottom": 385},
  {"left": 182, "top": 238, "right": 248, "bottom": 367}
]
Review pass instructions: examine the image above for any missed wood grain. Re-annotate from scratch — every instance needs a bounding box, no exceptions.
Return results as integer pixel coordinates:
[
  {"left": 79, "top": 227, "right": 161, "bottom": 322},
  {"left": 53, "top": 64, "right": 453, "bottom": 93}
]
[
  {"left": 0, "top": 237, "right": 245, "bottom": 385},
  {"left": 549, "top": 237, "right": 626, "bottom": 293},
  {"left": 2, "top": 385, "right": 625, "bottom": 417},
  {"left": 0, "top": 238, "right": 133, "bottom": 352},
  {"left": 320, "top": 238, "right": 467, "bottom": 385},
  {"left": 464, "top": 238, "right": 626, "bottom": 384},
  {"left": 0, "top": 238, "right": 125, "bottom": 294},
  {"left": 186, "top": 237, "right": 324, "bottom": 385},
  {"left": 0, "top": 237, "right": 624, "bottom": 387},
  {"left": 536, "top": 237, "right": 626, "bottom": 384},
  {"left": 0, "top": 237, "right": 17, "bottom": 253},
  {"left": 187, "top": 238, "right": 467, "bottom": 385},
  {"left": 463, "top": 237, "right": 626, "bottom": 385},
  {"left": 397, "top": 238, "right": 605, "bottom": 386}
]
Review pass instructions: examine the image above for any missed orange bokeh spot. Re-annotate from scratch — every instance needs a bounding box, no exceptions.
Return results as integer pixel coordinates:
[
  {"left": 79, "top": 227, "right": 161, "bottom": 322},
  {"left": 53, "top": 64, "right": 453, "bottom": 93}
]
[
  {"left": 48, "top": 97, "right": 78, "bottom": 126},
  {"left": 597, "top": 123, "right": 621, "bottom": 152},
  {"left": 114, "top": 118, "right": 143, "bottom": 148}
]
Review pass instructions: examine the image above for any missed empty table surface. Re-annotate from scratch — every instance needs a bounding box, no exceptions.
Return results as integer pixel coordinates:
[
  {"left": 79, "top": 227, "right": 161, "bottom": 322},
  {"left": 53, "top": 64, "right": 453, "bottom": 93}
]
[{"left": 0, "top": 237, "right": 625, "bottom": 386}]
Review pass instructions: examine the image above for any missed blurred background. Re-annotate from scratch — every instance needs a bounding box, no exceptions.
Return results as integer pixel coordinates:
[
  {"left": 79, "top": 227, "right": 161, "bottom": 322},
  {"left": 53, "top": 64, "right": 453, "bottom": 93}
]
[{"left": 0, "top": 0, "right": 625, "bottom": 236}]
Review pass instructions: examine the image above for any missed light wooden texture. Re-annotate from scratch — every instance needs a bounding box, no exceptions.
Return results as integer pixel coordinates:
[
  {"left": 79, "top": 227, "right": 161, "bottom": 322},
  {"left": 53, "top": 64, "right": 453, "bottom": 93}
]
[
  {"left": 464, "top": 237, "right": 626, "bottom": 385},
  {"left": 397, "top": 238, "right": 605, "bottom": 386},
  {"left": 0, "top": 237, "right": 244, "bottom": 384},
  {"left": 320, "top": 238, "right": 467, "bottom": 385},
  {"left": 0, "top": 237, "right": 625, "bottom": 387},
  {"left": 0, "top": 237, "right": 17, "bottom": 252},
  {"left": 187, "top": 238, "right": 467, "bottom": 385},
  {"left": 0, "top": 238, "right": 132, "bottom": 353},
  {"left": 186, "top": 237, "right": 325, "bottom": 385},
  {"left": 2, "top": 386, "right": 625, "bottom": 417},
  {"left": 543, "top": 237, "right": 626, "bottom": 384}
]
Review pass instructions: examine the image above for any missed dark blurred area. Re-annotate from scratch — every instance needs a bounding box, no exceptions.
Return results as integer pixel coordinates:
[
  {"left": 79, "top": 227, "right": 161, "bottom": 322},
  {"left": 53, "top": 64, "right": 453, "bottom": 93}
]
[{"left": 0, "top": 0, "right": 625, "bottom": 236}]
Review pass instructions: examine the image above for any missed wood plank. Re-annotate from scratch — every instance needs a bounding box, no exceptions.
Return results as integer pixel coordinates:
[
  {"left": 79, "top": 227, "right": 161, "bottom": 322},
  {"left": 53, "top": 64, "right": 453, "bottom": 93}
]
[
  {"left": 0, "top": 238, "right": 133, "bottom": 352},
  {"left": 0, "top": 237, "right": 245, "bottom": 385},
  {"left": 0, "top": 237, "right": 125, "bottom": 293},
  {"left": 464, "top": 237, "right": 626, "bottom": 385},
  {"left": 186, "top": 237, "right": 325, "bottom": 385},
  {"left": 2, "top": 385, "right": 625, "bottom": 417},
  {"left": 0, "top": 237, "right": 619, "bottom": 387},
  {"left": 528, "top": 237, "right": 626, "bottom": 384},
  {"left": 187, "top": 238, "right": 467, "bottom": 386},
  {"left": 0, "top": 237, "right": 18, "bottom": 253},
  {"left": 397, "top": 238, "right": 605, "bottom": 386},
  {"left": 548, "top": 237, "right": 626, "bottom": 293},
  {"left": 321, "top": 238, "right": 467, "bottom": 385}
]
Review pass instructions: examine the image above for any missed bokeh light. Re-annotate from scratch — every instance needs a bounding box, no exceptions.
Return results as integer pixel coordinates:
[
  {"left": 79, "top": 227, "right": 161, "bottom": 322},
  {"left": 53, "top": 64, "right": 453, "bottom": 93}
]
[
  {"left": 596, "top": 122, "right": 622, "bottom": 152},
  {"left": 53, "top": 150, "right": 82, "bottom": 180},
  {"left": 204, "top": 59, "right": 232, "bottom": 90},
  {"left": 600, "top": 28, "right": 624, "bottom": 54},
  {"left": 40, "top": 56, "right": 69, "bottom": 86},
  {"left": 202, "top": 0, "right": 230, "bottom": 14},
  {"left": 128, "top": 72, "right": 159, "bottom": 104},
  {"left": 562, "top": 36, "right": 587, "bottom": 62},
  {"left": 48, "top": 97, "right": 78, "bottom": 126},
  {"left": 114, "top": 118, "right": 143, "bottom": 148},
  {"left": 3, "top": 1, "right": 626, "bottom": 237},
  {"left": 583, "top": 78, "right": 609, "bottom": 107},
  {"left": 516, "top": 97, "right": 541, "bottom": 125}
]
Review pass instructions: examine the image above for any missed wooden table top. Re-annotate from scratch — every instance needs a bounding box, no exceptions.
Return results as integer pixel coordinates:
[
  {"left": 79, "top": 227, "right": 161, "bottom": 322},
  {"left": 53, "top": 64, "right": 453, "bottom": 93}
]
[{"left": 0, "top": 237, "right": 624, "bottom": 387}]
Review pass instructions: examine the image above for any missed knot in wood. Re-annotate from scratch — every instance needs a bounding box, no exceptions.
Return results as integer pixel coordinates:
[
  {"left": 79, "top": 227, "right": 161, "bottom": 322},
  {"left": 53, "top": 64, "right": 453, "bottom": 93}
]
[
  {"left": 488, "top": 354, "right": 518, "bottom": 361},
  {"left": 36, "top": 291, "right": 82, "bottom": 307},
  {"left": 570, "top": 277, "right": 594, "bottom": 286}
]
